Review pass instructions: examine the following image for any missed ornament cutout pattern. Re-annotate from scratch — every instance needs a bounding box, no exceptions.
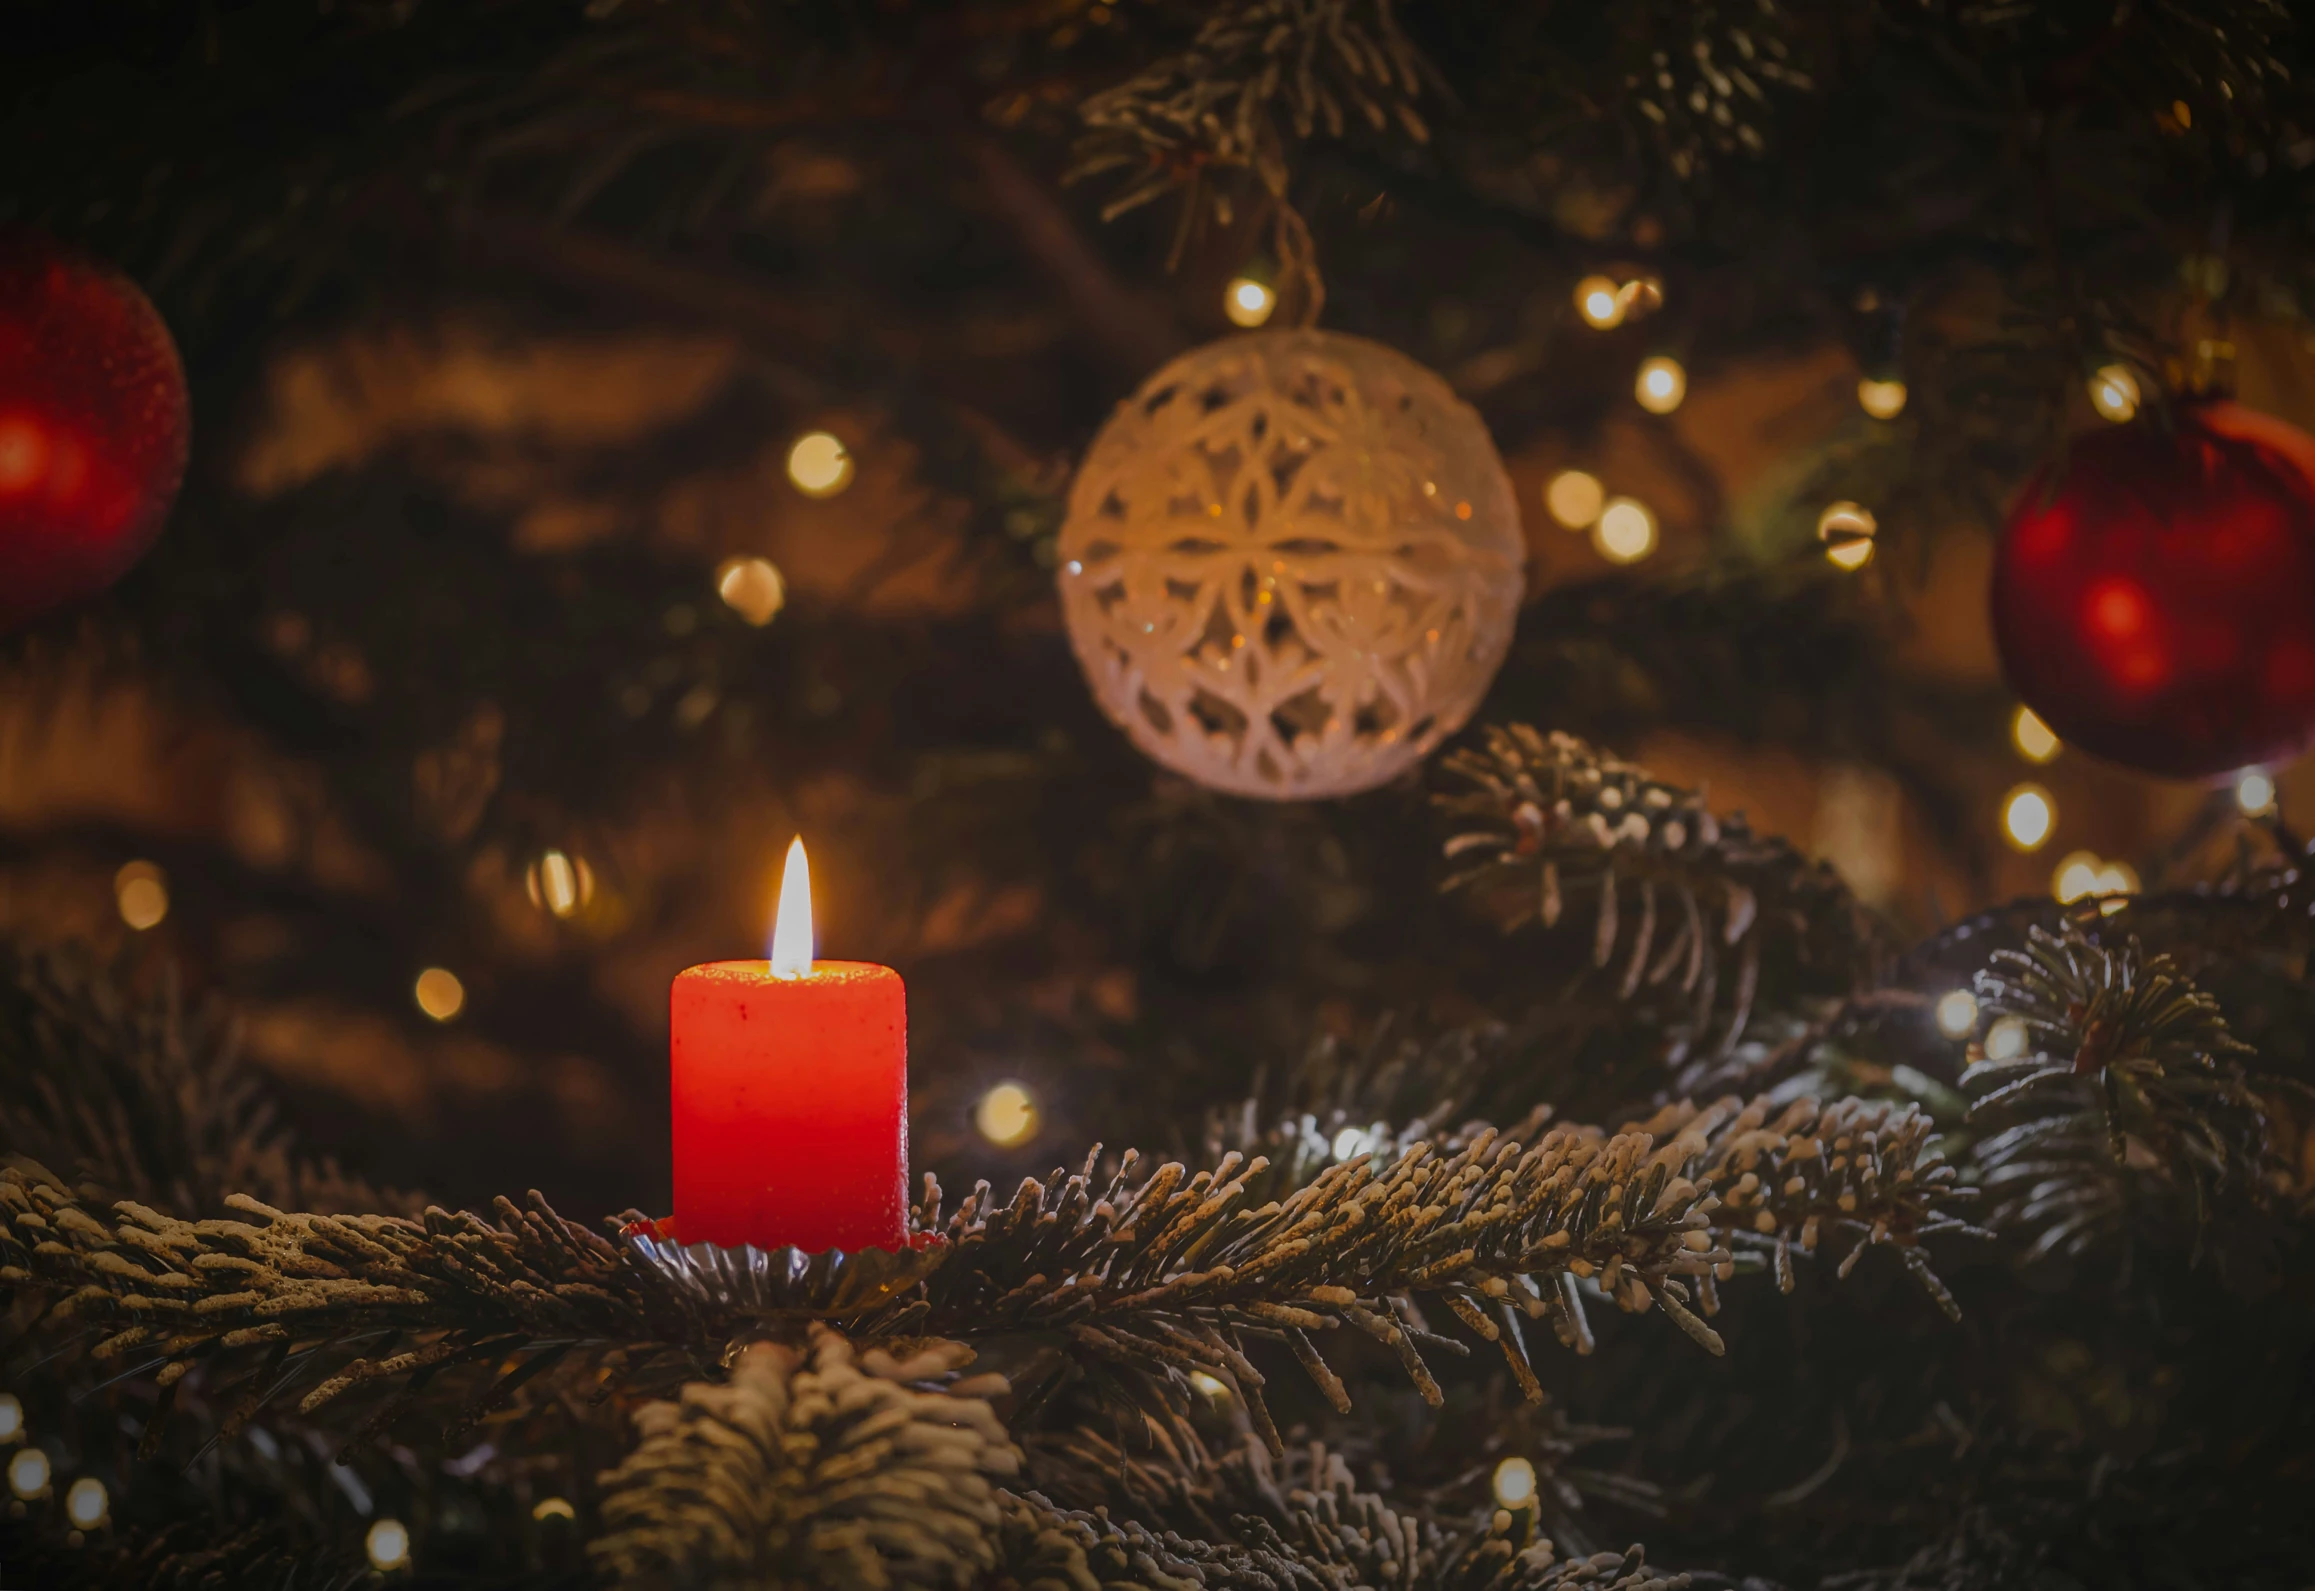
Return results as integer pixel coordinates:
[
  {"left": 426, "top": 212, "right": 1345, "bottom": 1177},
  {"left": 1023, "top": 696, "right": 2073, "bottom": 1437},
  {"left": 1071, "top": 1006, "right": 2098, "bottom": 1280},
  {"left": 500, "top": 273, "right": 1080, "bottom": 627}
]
[{"left": 1058, "top": 329, "right": 1525, "bottom": 799}]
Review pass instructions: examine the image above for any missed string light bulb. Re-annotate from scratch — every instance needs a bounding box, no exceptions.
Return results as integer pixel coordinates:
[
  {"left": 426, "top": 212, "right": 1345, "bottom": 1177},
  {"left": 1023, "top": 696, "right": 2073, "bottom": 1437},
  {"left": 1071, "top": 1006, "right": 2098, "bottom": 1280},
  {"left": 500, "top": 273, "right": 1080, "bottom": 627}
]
[
  {"left": 1934, "top": 990, "right": 1978, "bottom": 1039},
  {"left": 1492, "top": 1456, "right": 1538, "bottom": 1509},
  {"left": 2011, "top": 706, "right": 2060, "bottom": 764},
  {"left": 525, "top": 850, "right": 596, "bottom": 920},
  {"left": 1857, "top": 378, "right": 1908, "bottom": 420},
  {"left": 2088, "top": 365, "right": 2141, "bottom": 424},
  {"left": 1574, "top": 275, "right": 1625, "bottom": 329},
  {"left": 1592, "top": 497, "right": 1658, "bottom": 564},
  {"left": 2236, "top": 769, "right": 2277, "bottom": 815},
  {"left": 1544, "top": 470, "right": 1605, "bottom": 529},
  {"left": 64, "top": 1477, "right": 107, "bottom": 1529},
  {"left": 532, "top": 1497, "right": 577, "bottom": 1523},
  {"left": 367, "top": 1518, "right": 412, "bottom": 1572},
  {"left": 8, "top": 1446, "right": 48, "bottom": 1500},
  {"left": 975, "top": 1082, "right": 1038, "bottom": 1148},
  {"left": 1223, "top": 276, "right": 1276, "bottom": 328},
  {"left": 1618, "top": 275, "right": 1665, "bottom": 318},
  {"left": 0, "top": 1394, "right": 20, "bottom": 1443},
  {"left": 1816, "top": 502, "right": 1878, "bottom": 571},
  {"left": 786, "top": 431, "right": 854, "bottom": 498},
  {"left": 114, "top": 860, "right": 168, "bottom": 931},
  {"left": 1634, "top": 356, "right": 1687, "bottom": 414},
  {"left": 2001, "top": 784, "right": 2055, "bottom": 851},
  {"left": 413, "top": 967, "right": 466, "bottom": 1023},
  {"left": 715, "top": 556, "right": 787, "bottom": 627}
]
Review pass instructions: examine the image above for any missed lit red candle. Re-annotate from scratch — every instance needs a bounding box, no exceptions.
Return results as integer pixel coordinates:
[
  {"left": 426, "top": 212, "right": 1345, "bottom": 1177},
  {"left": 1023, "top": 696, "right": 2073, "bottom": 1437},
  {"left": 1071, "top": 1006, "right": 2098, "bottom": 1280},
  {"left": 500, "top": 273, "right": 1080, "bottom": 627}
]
[{"left": 670, "top": 839, "right": 909, "bottom": 1252}]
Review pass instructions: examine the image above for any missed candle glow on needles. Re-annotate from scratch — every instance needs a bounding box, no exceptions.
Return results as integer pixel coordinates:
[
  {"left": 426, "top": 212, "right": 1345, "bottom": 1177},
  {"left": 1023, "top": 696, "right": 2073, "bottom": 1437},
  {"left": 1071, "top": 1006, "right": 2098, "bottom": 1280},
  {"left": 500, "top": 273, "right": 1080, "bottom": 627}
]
[{"left": 769, "top": 837, "right": 815, "bottom": 979}]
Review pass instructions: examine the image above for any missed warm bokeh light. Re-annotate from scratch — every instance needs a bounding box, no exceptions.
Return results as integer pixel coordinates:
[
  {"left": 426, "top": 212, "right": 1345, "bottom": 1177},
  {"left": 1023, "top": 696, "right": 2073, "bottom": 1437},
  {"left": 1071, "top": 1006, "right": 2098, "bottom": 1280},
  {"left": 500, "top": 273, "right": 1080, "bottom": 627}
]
[
  {"left": 975, "top": 1081, "right": 1038, "bottom": 1147},
  {"left": 526, "top": 849, "right": 595, "bottom": 919},
  {"left": 2052, "top": 850, "right": 2103, "bottom": 904},
  {"left": 114, "top": 860, "right": 168, "bottom": 931},
  {"left": 1635, "top": 356, "right": 1687, "bottom": 414},
  {"left": 2011, "top": 706, "right": 2060, "bottom": 764},
  {"left": 1492, "top": 1456, "right": 1538, "bottom": 1509},
  {"left": 64, "top": 1476, "right": 108, "bottom": 1529},
  {"left": 2002, "top": 784, "right": 2055, "bottom": 851},
  {"left": 1934, "top": 989, "right": 1979, "bottom": 1039},
  {"left": 1817, "top": 501, "right": 1878, "bottom": 571},
  {"left": 1593, "top": 497, "right": 1658, "bottom": 563},
  {"left": 1223, "top": 276, "right": 1276, "bottom": 328},
  {"left": 1983, "top": 1015, "right": 2029, "bottom": 1062},
  {"left": 769, "top": 837, "right": 815, "bottom": 979},
  {"left": 2236, "top": 769, "right": 2277, "bottom": 815},
  {"left": 532, "top": 1497, "right": 577, "bottom": 1523},
  {"left": 1544, "top": 469, "right": 1605, "bottom": 529},
  {"left": 1857, "top": 377, "right": 1908, "bottom": 420},
  {"left": 716, "top": 556, "right": 787, "bottom": 627},
  {"left": 8, "top": 1446, "right": 48, "bottom": 1500},
  {"left": 1190, "top": 1370, "right": 1230, "bottom": 1402},
  {"left": 2089, "top": 364, "right": 2141, "bottom": 423},
  {"left": 1575, "top": 275, "right": 1625, "bottom": 329},
  {"left": 368, "top": 1518, "right": 412, "bottom": 1572},
  {"left": 1618, "top": 275, "right": 1665, "bottom": 317},
  {"left": 1331, "top": 1124, "right": 1380, "bottom": 1161},
  {"left": 0, "top": 1394, "right": 19, "bottom": 1443},
  {"left": 413, "top": 967, "right": 465, "bottom": 1022},
  {"left": 786, "top": 431, "right": 853, "bottom": 497}
]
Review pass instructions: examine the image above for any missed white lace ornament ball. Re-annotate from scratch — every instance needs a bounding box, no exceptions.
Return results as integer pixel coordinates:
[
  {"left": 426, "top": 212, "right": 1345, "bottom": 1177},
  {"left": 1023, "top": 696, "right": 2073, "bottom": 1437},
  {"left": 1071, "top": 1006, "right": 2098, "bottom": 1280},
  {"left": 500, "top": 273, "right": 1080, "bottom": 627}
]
[{"left": 1059, "top": 329, "right": 1525, "bottom": 799}]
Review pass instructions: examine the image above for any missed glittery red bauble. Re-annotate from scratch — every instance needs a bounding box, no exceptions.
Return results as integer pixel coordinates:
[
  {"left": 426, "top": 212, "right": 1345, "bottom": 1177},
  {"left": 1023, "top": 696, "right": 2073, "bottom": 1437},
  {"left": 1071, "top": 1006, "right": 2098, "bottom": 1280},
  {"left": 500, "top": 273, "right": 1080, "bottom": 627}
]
[
  {"left": 1991, "top": 401, "right": 2315, "bottom": 780},
  {"left": 0, "top": 234, "right": 189, "bottom": 631}
]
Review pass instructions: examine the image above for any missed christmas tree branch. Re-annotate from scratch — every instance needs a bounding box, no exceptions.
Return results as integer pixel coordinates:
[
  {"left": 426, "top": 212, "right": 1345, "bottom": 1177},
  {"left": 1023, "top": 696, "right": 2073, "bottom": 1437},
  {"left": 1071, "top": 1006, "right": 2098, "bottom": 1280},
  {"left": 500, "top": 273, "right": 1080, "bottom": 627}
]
[
  {"left": 591, "top": 1328, "right": 1017, "bottom": 1591},
  {"left": 1436, "top": 725, "right": 1880, "bottom": 1055}
]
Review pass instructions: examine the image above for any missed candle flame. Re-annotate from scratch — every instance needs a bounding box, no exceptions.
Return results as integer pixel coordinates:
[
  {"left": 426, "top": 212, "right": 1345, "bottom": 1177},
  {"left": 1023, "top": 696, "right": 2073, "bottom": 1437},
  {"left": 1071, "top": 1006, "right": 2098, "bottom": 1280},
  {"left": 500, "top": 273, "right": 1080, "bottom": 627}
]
[{"left": 769, "top": 837, "right": 814, "bottom": 978}]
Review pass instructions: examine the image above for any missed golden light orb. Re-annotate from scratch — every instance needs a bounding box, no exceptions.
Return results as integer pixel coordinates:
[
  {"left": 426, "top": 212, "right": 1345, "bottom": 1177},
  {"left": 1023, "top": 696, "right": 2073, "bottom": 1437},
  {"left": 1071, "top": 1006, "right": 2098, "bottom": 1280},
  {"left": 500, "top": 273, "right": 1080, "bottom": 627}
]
[
  {"left": 2088, "top": 365, "right": 2141, "bottom": 424},
  {"left": 2052, "top": 850, "right": 2104, "bottom": 904},
  {"left": 975, "top": 1081, "right": 1039, "bottom": 1148},
  {"left": 1817, "top": 501, "right": 1878, "bottom": 571},
  {"left": 525, "top": 850, "right": 596, "bottom": 920},
  {"left": 2001, "top": 784, "right": 2055, "bottom": 852},
  {"left": 1189, "top": 1370, "right": 1230, "bottom": 1402},
  {"left": 1223, "top": 276, "right": 1277, "bottom": 329},
  {"left": 1492, "top": 1456, "right": 1538, "bottom": 1509},
  {"left": 1982, "top": 1015, "right": 2030, "bottom": 1063},
  {"left": 367, "top": 1518, "right": 413, "bottom": 1572},
  {"left": 2236, "top": 769, "right": 2277, "bottom": 815},
  {"left": 65, "top": 1476, "right": 108, "bottom": 1529},
  {"left": 1592, "top": 497, "right": 1658, "bottom": 564},
  {"left": 8, "top": 1446, "right": 49, "bottom": 1500},
  {"left": 1544, "top": 469, "right": 1605, "bottom": 529},
  {"left": 715, "top": 556, "right": 787, "bottom": 627},
  {"left": 2011, "top": 706, "right": 2060, "bottom": 764},
  {"left": 413, "top": 967, "right": 466, "bottom": 1023},
  {"left": 1934, "top": 990, "right": 1979, "bottom": 1040},
  {"left": 0, "top": 1394, "right": 20, "bottom": 1443},
  {"left": 1575, "top": 275, "right": 1625, "bottom": 329},
  {"left": 1857, "top": 378, "right": 1909, "bottom": 420},
  {"left": 1634, "top": 356, "right": 1687, "bottom": 414},
  {"left": 786, "top": 431, "right": 854, "bottom": 498},
  {"left": 114, "top": 860, "right": 168, "bottom": 931}
]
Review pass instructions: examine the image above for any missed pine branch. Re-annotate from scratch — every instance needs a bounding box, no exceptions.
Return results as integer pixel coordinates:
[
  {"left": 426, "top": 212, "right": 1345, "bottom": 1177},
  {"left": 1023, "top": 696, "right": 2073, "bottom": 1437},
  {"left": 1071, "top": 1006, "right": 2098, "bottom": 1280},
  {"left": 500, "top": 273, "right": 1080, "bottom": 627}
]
[
  {"left": 0, "top": 944, "right": 407, "bottom": 1219},
  {"left": 1964, "top": 924, "right": 2290, "bottom": 1269},
  {"left": 997, "top": 1438, "right": 1689, "bottom": 1591},
  {"left": 591, "top": 1328, "right": 1017, "bottom": 1591},
  {"left": 1436, "top": 725, "right": 1880, "bottom": 1054}
]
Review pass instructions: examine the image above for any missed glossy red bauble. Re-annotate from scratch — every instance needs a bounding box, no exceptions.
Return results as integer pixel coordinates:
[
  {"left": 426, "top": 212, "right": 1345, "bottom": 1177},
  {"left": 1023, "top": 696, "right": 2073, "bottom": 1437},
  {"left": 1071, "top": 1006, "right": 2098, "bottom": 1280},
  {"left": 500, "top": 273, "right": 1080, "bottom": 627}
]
[
  {"left": 0, "top": 234, "right": 189, "bottom": 631},
  {"left": 1991, "top": 401, "right": 2315, "bottom": 780}
]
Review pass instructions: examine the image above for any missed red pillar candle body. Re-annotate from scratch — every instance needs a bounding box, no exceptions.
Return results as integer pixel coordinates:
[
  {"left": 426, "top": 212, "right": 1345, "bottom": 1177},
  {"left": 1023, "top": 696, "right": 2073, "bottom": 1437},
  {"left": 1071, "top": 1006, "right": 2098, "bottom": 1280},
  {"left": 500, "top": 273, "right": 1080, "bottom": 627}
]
[{"left": 670, "top": 960, "right": 908, "bottom": 1252}]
